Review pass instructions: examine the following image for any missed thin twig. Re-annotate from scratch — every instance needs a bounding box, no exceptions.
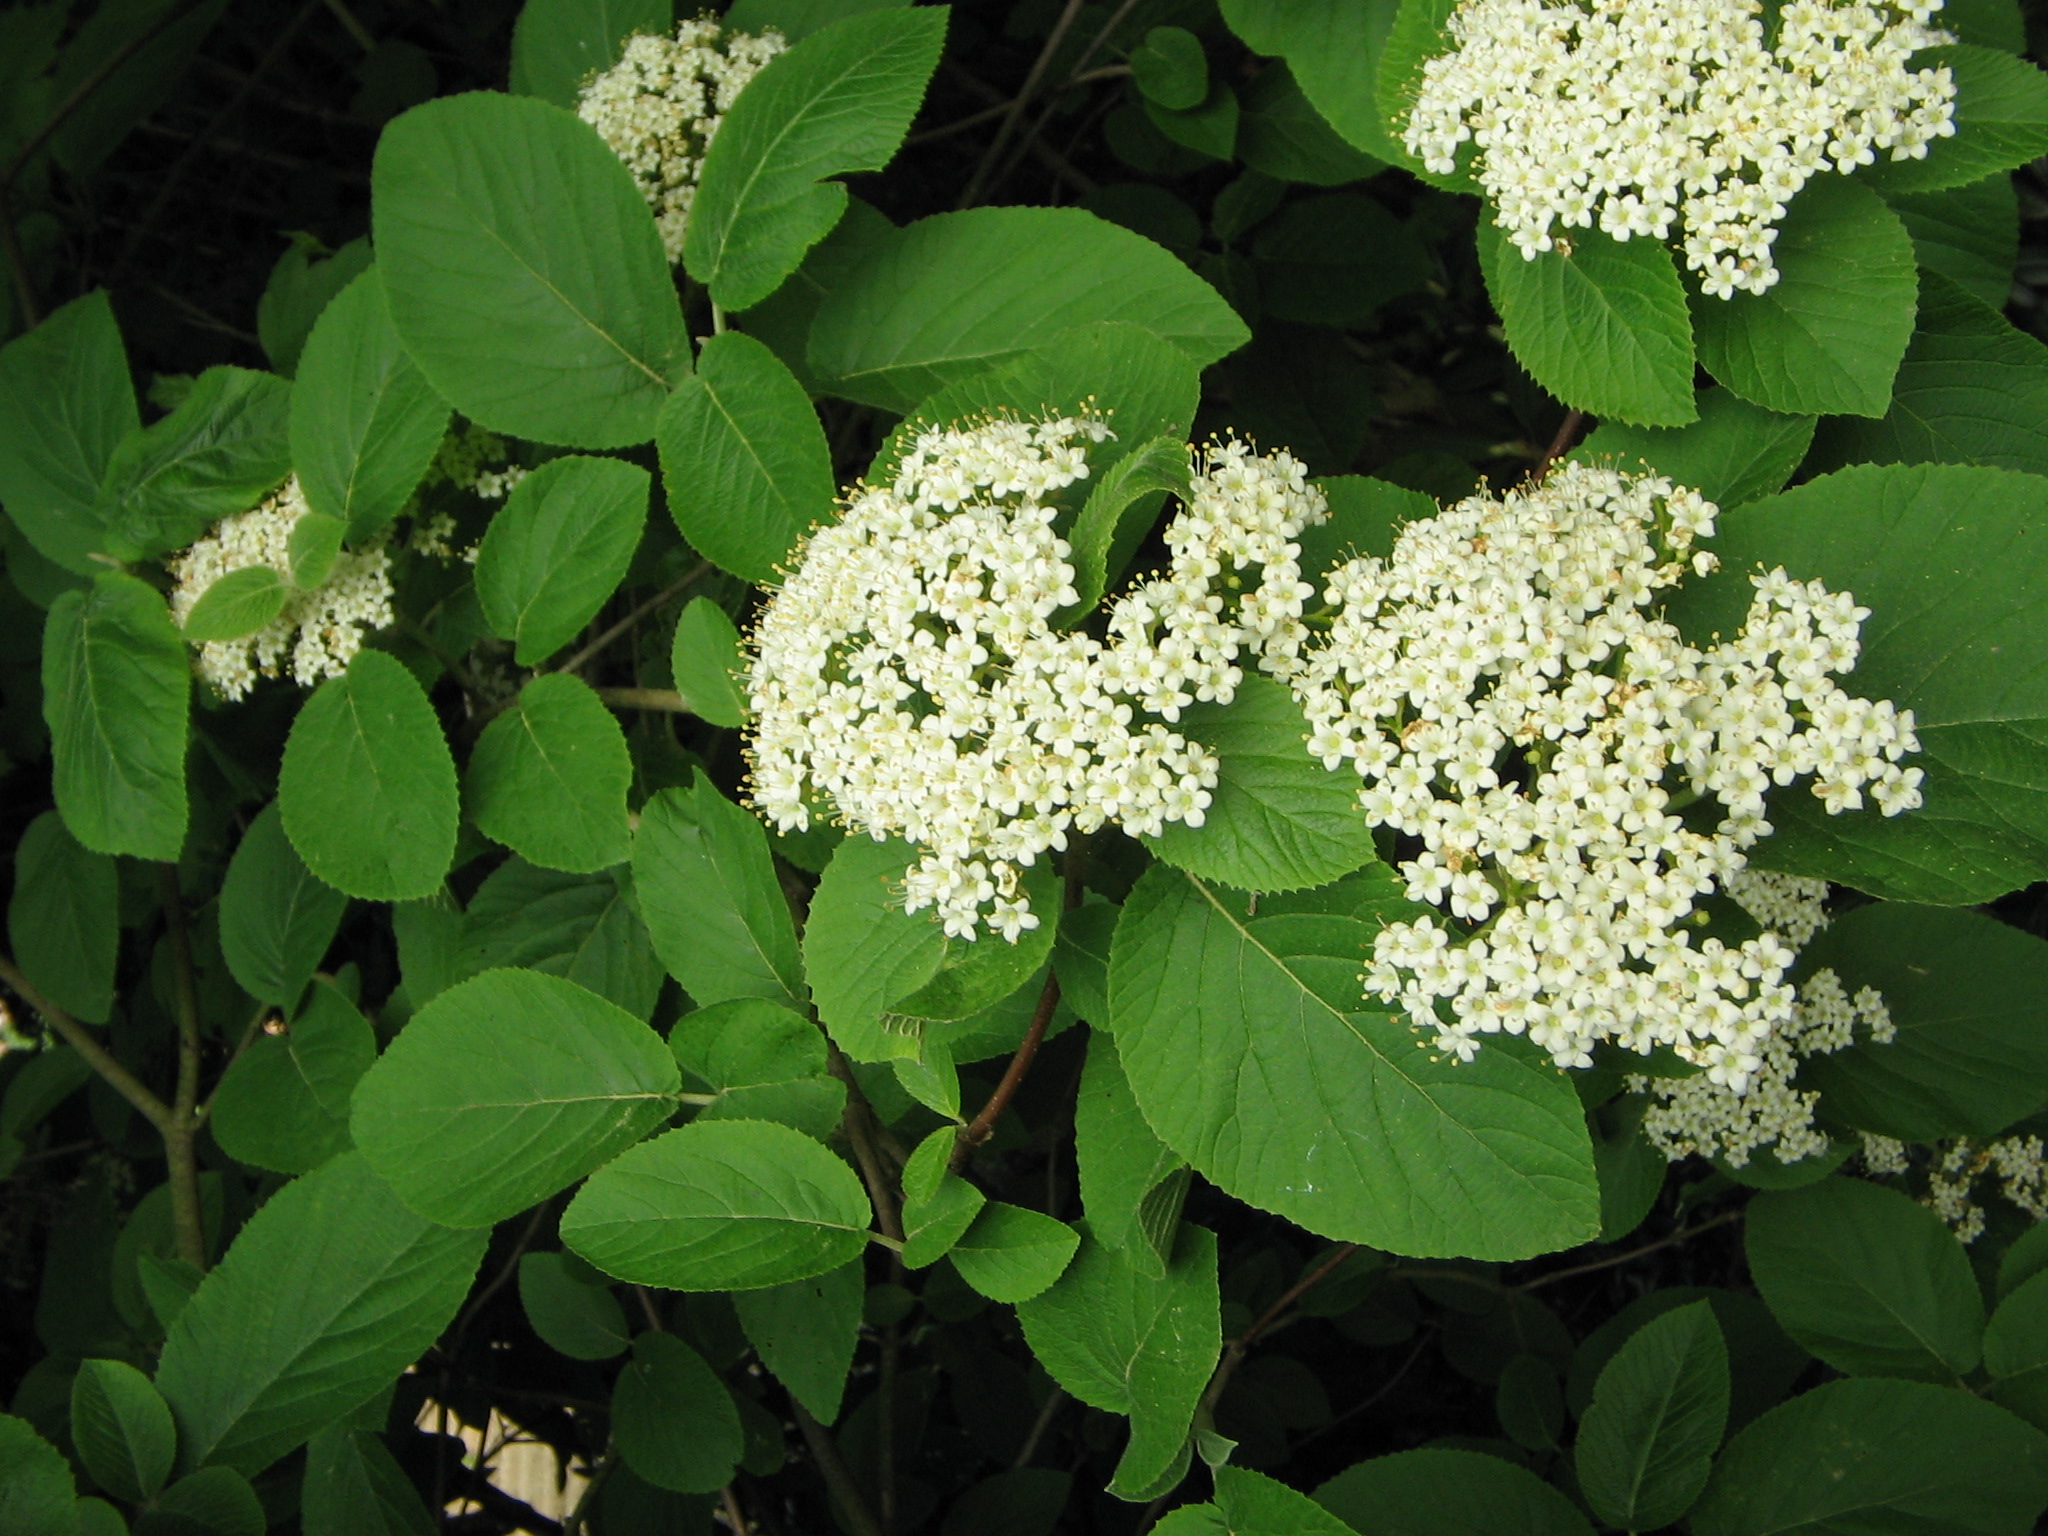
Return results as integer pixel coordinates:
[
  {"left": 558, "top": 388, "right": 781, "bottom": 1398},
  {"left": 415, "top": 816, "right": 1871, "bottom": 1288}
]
[
  {"left": 158, "top": 864, "right": 208, "bottom": 1270},
  {"left": 561, "top": 1444, "right": 616, "bottom": 1536},
  {"left": 1516, "top": 1208, "right": 1743, "bottom": 1292},
  {"left": 554, "top": 563, "right": 711, "bottom": 678},
  {"left": 594, "top": 687, "right": 695, "bottom": 715},
  {"left": 719, "top": 1485, "right": 750, "bottom": 1533},
  {"left": 1291, "top": 1332, "right": 1435, "bottom": 1452},
  {"left": 0, "top": 185, "right": 39, "bottom": 330},
  {"left": 830, "top": 1046, "right": 904, "bottom": 1244},
  {"left": 791, "top": 1401, "right": 885, "bottom": 1536},
  {"left": 1012, "top": 1387, "right": 1066, "bottom": 1470},
  {"left": 1532, "top": 408, "right": 1589, "bottom": 481},
  {"left": 195, "top": 1002, "right": 278, "bottom": 1123},
  {"left": 0, "top": 957, "right": 171, "bottom": 1130},
  {"left": 454, "top": 1201, "right": 554, "bottom": 1335},
  {"left": 633, "top": 1285, "right": 665, "bottom": 1333},
  {"left": 950, "top": 970, "right": 1060, "bottom": 1174},
  {"left": 956, "top": 0, "right": 1087, "bottom": 209},
  {"left": 116, "top": 0, "right": 323, "bottom": 278},
  {"left": 1199, "top": 1245, "right": 1362, "bottom": 1417}
]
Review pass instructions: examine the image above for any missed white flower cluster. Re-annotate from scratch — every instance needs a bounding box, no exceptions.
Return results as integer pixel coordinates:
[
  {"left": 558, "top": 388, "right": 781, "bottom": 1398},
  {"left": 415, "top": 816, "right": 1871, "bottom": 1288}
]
[
  {"left": 1634, "top": 964, "right": 1894, "bottom": 1166},
  {"left": 1278, "top": 462, "right": 1921, "bottom": 1079},
  {"left": 577, "top": 19, "right": 787, "bottom": 264},
  {"left": 1404, "top": 0, "right": 1957, "bottom": 297},
  {"left": 1723, "top": 867, "right": 1832, "bottom": 949},
  {"left": 1865, "top": 1133, "right": 2048, "bottom": 1243},
  {"left": 167, "top": 476, "right": 394, "bottom": 701},
  {"left": 746, "top": 415, "right": 1326, "bottom": 941}
]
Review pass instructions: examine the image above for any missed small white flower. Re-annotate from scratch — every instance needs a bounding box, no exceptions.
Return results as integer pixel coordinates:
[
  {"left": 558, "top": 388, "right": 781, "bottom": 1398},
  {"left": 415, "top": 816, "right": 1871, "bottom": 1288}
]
[
  {"left": 577, "top": 19, "right": 788, "bottom": 264},
  {"left": 1404, "top": 0, "right": 1957, "bottom": 298},
  {"left": 167, "top": 476, "right": 395, "bottom": 700}
]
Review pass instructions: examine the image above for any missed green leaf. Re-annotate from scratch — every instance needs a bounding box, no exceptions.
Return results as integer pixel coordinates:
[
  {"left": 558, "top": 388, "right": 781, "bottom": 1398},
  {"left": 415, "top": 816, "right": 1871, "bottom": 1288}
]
[
  {"left": 0, "top": 1414, "right": 77, "bottom": 1536},
  {"left": 0, "top": 290, "right": 135, "bottom": 573},
  {"left": 1109, "top": 865, "right": 1599, "bottom": 1258},
  {"left": 257, "top": 237, "right": 373, "bottom": 379},
  {"left": 278, "top": 649, "right": 458, "bottom": 901},
  {"left": 48, "top": 0, "right": 229, "bottom": 180},
  {"left": 669, "top": 996, "right": 844, "bottom": 1140},
  {"left": 1890, "top": 174, "right": 2021, "bottom": 311},
  {"left": 1016, "top": 1227, "right": 1220, "bottom": 1500},
  {"left": 1810, "top": 270, "right": 2048, "bottom": 478},
  {"left": 1866, "top": 46, "right": 2048, "bottom": 196},
  {"left": 900, "top": 1126, "right": 986, "bottom": 1269},
  {"left": 289, "top": 268, "right": 450, "bottom": 545},
  {"left": 9, "top": 810, "right": 117, "bottom": 1023},
  {"left": 1569, "top": 386, "right": 1816, "bottom": 508},
  {"left": 467, "top": 672, "right": 633, "bottom": 873},
  {"left": 70, "top": 1358, "right": 175, "bottom": 1503},
  {"left": 1252, "top": 193, "right": 1432, "bottom": 328},
  {"left": 1313, "top": 1447, "right": 1594, "bottom": 1536},
  {"left": 137, "top": 1466, "right": 262, "bottom": 1536},
  {"left": 1690, "top": 1377, "right": 2048, "bottom": 1536},
  {"left": 561, "top": 1118, "right": 873, "bottom": 1290},
  {"left": 453, "top": 860, "right": 664, "bottom": 1020},
  {"left": 1667, "top": 463, "right": 2048, "bottom": 903},
  {"left": 1479, "top": 223, "right": 1696, "bottom": 428},
  {"left": 937, "top": 1470, "right": 1073, "bottom": 1536},
  {"left": 351, "top": 967, "right": 679, "bottom": 1227},
  {"left": 179, "top": 565, "right": 286, "bottom": 643},
  {"left": 1575, "top": 1301, "right": 1728, "bottom": 1532},
  {"left": 1145, "top": 675, "right": 1379, "bottom": 893},
  {"left": 508, "top": 0, "right": 669, "bottom": 107},
  {"left": 612, "top": 1331, "right": 743, "bottom": 1494},
  {"left": 1692, "top": 178, "right": 1918, "bottom": 417},
  {"left": 1131, "top": 26, "right": 1207, "bottom": 111},
  {"left": 1294, "top": 475, "right": 1433, "bottom": 582},
  {"left": 1800, "top": 904, "right": 2048, "bottom": 1141},
  {"left": 473, "top": 454, "right": 650, "bottom": 665},
  {"left": 211, "top": 979, "right": 375, "bottom": 1175},
  {"left": 288, "top": 511, "right": 347, "bottom": 589},
  {"left": 155, "top": 1151, "right": 488, "bottom": 1477},
  {"left": 373, "top": 92, "right": 690, "bottom": 448},
  {"left": 669, "top": 597, "right": 748, "bottom": 729},
  {"left": 808, "top": 207, "right": 1251, "bottom": 413},
  {"left": 1066, "top": 435, "right": 1191, "bottom": 616},
  {"left": 1054, "top": 902, "right": 1116, "bottom": 1025},
  {"left": 1986, "top": 1270, "right": 2048, "bottom": 1432},
  {"left": 633, "top": 779, "right": 806, "bottom": 1009},
  {"left": 517, "top": 1250, "right": 630, "bottom": 1361},
  {"left": 684, "top": 7, "right": 946, "bottom": 309},
  {"left": 1204, "top": 1467, "right": 1358, "bottom": 1535},
  {"left": 1075, "top": 1033, "right": 1186, "bottom": 1269},
  {"left": 98, "top": 366, "right": 292, "bottom": 560},
  {"left": 733, "top": 1259, "right": 863, "bottom": 1423},
  {"left": 218, "top": 801, "right": 348, "bottom": 1011},
  {"left": 802, "top": 833, "right": 943, "bottom": 1061},
  {"left": 889, "top": 866, "right": 1060, "bottom": 1029},
  {"left": 302, "top": 1424, "right": 435, "bottom": 1536},
  {"left": 43, "top": 571, "right": 189, "bottom": 861},
  {"left": 1220, "top": 0, "right": 1404, "bottom": 162},
  {"left": 951, "top": 1203, "right": 1080, "bottom": 1304},
  {"left": 1745, "top": 1177, "right": 1984, "bottom": 1382},
  {"left": 1238, "top": 63, "right": 1386, "bottom": 186},
  {"left": 656, "top": 329, "right": 834, "bottom": 584}
]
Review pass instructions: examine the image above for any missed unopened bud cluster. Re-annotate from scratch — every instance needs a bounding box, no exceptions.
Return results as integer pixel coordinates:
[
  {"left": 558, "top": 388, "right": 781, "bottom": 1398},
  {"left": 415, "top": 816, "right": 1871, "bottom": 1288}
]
[
  {"left": 167, "top": 476, "right": 394, "bottom": 701},
  {"left": 1404, "top": 0, "right": 1956, "bottom": 297},
  {"left": 746, "top": 414, "right": 1325, "bottom": 941},
  {"left": 1274, "top": 462, "right": 1920, "bottom": 1082},
  {"left": 577, "top": 19, "right": 787, "bottom": 263}
]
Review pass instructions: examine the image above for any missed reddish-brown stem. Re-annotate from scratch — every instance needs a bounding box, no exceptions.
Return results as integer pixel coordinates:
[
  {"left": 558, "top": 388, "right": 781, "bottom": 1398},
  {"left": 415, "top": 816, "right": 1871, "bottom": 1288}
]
[
  {"left": 1199, "top": 1245, "right": 1362, "bottom": 1416},
  {"left": 1533, "top": 408, "right": 1590, "bottom": 481},
  {"left": 157, "top": 865, "right": 209, "bottom": 1270},
  {"left": 949, "top": 969, "right": 1061, "bottom": 1174}
]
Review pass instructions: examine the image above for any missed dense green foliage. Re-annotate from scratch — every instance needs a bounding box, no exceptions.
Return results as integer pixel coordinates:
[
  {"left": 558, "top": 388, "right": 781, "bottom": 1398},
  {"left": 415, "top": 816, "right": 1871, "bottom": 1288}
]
[{"left": 6, "top": 2, "right": 2048, "bottom": 1534}]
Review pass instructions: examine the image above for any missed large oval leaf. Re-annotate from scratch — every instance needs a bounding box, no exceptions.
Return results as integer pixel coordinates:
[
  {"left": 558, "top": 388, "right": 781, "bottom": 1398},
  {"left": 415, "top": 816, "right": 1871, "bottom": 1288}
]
[
  {"left": 1107, "top": 865, "right": 1599, "bottom": 1259},
  {"left": 0, "top": 289, "right": 135, "bottom": 573},
  {"left": 351, "top": 968, "right": 679, "bottom": 1227},
  {"left": 466, "top": 672, "right": 633, "bottom": 873},
  {"left": 43, "top": 571, "right": 189, "bottom": 861},
  {"left": 278, "top": 649, "right": 459, "bottom": 901},
  {"left": 289, "top": 267, "right": 449, "bottom": 544},
  {"left": 218, "top": 801, "right": 348, "bottom": 1011},
  {"left": 472, "top": 454, "right": 649, "bottom": 666},
  {"left": 373, "top": 92, "right": 690, "bottom": 448},
  {"left": 154, "top": 1152, "right": 487, "bottom": 1477},
  {"left": 561, "top": 1119, "right": 871, "bottom": 1291},
  {"left": 807, "top": 207, "right": 1251, "bottom": 412}
]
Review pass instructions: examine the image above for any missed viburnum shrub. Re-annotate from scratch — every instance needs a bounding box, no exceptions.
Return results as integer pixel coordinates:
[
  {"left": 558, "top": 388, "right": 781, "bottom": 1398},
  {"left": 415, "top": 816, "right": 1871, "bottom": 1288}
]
[{"left": 3, "top": 1, "right": 2048, "bottom": 1533}]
